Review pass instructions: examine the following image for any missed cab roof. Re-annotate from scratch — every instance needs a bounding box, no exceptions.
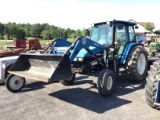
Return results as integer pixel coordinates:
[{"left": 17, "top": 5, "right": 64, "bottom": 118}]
[{"left": 94, "top": 20, "right": 136, "bottom": 26}]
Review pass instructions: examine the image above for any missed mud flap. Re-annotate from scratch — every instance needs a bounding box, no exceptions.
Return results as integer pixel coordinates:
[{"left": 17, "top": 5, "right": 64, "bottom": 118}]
[{"left": 8, "top": 53, "right": 72, "bottom": 82}]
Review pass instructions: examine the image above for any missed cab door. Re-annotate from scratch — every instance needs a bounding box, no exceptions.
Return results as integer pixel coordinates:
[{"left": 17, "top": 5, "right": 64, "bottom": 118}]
[{"left": 115, "top": 24, "right": 129, "bottom": 60}]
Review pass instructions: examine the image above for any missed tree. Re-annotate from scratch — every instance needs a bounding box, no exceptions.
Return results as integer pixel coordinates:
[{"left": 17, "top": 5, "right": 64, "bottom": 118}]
[
  {"left": 42, "top": 30, "right": 50, "bottom": 40},
  {"left": 50, "top": 25, "right": 57, "bottom": 39},
  {"left": 16, "top": 29, "right": 26, "bottom": 39},
  {"left": 69, "top": 32, "right": 77, "bottom": 39},
  {"left": 76, "top": 29, "right": 81, "bottom": 36},
  {"left": 24, "top": 23, "right": 31, "bottom": 37},
  {"left": 30, "top": 24, "right": 42, "bottom": 38},
  {"left": 5, "top": 23, "right": 18, "bottom": 39},
  {"left": 154, "top": 30, "right": 160, "bottom": 35},
  {"left": 41, "top": 23, "right": 49, "bottom": 31},
  {"left": 81, "top": 28, "right": 90, "bottom": 37},
  {"left": 0, "top": 22, "right": 4, "bottom": 36},
  {"left": 145, "top": 22, "right": 154, "bottom": 31},
  {"left": 0, "top": 22, "right": 88, "bottom": 40}
]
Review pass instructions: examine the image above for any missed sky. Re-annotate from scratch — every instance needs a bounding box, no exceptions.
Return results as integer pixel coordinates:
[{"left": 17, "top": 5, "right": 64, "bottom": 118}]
[{"left": 0, "top": 0, "right": 160, "bottom": 30}]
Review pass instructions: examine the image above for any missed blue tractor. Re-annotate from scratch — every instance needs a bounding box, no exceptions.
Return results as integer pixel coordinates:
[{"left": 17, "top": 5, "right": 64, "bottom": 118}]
[{"left": 5, "top": 20, "right": 148, "bottom": 96}]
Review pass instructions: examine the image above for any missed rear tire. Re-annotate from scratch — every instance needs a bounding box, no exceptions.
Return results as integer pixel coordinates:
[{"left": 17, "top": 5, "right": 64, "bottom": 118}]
[
  {"left": 125, "top": 45, "right": 148, "bottom": 82},
  {"left": 60, "top": 73, "right": 75, "bottom": 85},
  {"left": 97, "top": 69, "right": 116, "bottom": 96},
  {"left": 145, "top": 60, "right": 160, "bottom": 109},
  {"left": 5, "top": 74, "right": 25, "bottom": 93}
]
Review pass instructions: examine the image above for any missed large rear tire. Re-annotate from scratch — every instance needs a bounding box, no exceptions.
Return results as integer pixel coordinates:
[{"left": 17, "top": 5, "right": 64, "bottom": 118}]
[
  {"left": 5, "top": 74, "right": 25, "bottom": 93},
  {"left": 60, "top": 73, "right": 75, "bottom": 85},
  {"left": 145, "top": 60, "right": 160, "bottom": 109},
  {"left": 97, "top": 69, "right": 116, "bottom": 96},
  {"left": 125, "top": 45, "right": 148, "bottom": 82}
]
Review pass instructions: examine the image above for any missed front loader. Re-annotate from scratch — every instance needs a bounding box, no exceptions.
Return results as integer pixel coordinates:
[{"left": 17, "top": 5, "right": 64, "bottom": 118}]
[{"left": 5, "top": 20, "right": 148, "bottom": 96}]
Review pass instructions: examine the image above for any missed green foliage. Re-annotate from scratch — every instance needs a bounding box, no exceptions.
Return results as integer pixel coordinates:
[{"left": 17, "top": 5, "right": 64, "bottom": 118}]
[
  {"left": 76, "top": 29, "right": 81, "bottom": 36},
  {"left": 42, "top": 30, "right": 50, "bottom": 40},
  {"left": 16, "top": 29, "right": 26, "bottom": 39},
  {"left": 0, "top": 22, "right": 4, "bottom": 36},
  {"left": 81, "top": 28, "right": 90, "bottom": 37},
  {"left": 145, "top": 22, "right": 154, "bottom": 31},
  {"left": 2, "top": 23, "right": 26, "bottom": 40},
  {"left": 0, "top": 22, "right": 91, "bottom": 40},
  {"left": 30, "top": 24, "right": 42, "bottom": 38},
  {"left": 154, "top": 30, "right": 160, "bottom": 35},
  {"left": 23, "top": 23, "right": 32, "bottom": 37}
]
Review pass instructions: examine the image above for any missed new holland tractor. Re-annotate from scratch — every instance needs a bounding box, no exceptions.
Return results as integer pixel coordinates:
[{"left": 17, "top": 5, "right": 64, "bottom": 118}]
[{"left": 5, "top": 20, "right": 148, "bottom": 96}]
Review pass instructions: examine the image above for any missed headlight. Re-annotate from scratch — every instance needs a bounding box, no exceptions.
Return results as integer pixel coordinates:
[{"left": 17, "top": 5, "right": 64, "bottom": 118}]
[
  {"left": 2, "top": 64, "right": 6, "bottom": 69},
  {"left": 74, "top": 58, "right": 77, "bottom": 61},
  {"left": 78, "top": 58, "right": 83, "bottom": 61}
]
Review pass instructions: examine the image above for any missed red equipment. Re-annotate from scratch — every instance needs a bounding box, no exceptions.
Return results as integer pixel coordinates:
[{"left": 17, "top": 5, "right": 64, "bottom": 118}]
[{"left": 0, "top": 39, "right": 42, "bottom": 57}]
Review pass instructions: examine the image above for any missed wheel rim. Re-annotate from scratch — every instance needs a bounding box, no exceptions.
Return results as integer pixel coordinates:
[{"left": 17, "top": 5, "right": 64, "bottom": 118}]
[
  {"left": 9, "top": 76, "right": 24, "bottom": 90},
  {"left": 106, "top": 76, "right": 113, "bottom": 90},
  {"left": 137, "top": 53, "right": 146, "bottom": 75}
]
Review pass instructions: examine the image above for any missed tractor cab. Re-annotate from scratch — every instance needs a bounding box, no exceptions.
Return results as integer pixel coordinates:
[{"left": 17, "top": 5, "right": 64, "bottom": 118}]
[
  {"left": 90, "top": 20, "right": 137, "bottom": 46},
  {"left": 89, "top": 21, "right": 138, "bottom": 62}
]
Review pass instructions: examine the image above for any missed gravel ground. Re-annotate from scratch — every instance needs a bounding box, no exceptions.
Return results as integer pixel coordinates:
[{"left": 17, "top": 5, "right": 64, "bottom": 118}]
[{"left": 0, "top": 74, "right": 159, "bottom": 120}]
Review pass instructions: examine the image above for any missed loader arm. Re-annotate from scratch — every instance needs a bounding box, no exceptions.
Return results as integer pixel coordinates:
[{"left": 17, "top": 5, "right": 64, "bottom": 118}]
[{"left": 67, "top": 36, "right": 107, "bottom": 62}]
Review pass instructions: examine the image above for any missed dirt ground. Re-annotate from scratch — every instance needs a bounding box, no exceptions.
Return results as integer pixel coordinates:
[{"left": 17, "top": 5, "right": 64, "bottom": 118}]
[{"left": 0, "top": 74, "right": 159, "bottom": 120}]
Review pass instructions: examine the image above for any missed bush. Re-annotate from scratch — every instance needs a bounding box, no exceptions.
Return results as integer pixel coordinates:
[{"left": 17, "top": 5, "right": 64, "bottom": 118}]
[{"left": 0, "top": 36, "right": 4, "bottom": 39}]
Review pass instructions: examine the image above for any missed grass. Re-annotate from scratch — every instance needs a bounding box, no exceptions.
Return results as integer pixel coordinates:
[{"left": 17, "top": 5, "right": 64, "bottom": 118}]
[
  {"left": 0, "top": 37, "right": 75, "bottom": 50},
  {"left": 0, "top": 40, "right": 13, "bottom": 49},
  {"left": 154, "top": 36, "right": 160, "bottom": 42},
  {"left": 67, "top": 38, "right": 75, "bottom": 42}
]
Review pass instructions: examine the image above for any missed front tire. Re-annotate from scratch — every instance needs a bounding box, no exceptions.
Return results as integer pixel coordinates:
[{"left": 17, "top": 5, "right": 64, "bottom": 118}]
[
  {"left": 97, "top": 69, "right": 116, "bottom": 96},
  {"left": 145, "top": 60, "right": 160, "bottom": 109},
  {"left": 5, "top": 74, "right": 25, "bottom": 93},
  {"left": 125, "top": 45, "right": 148, "bottom": 82}
]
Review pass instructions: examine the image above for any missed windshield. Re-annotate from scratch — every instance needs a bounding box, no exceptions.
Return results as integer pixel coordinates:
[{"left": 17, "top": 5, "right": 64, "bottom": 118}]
[{"left": 90, "top": 24, "right": 112, "bottom": 45}]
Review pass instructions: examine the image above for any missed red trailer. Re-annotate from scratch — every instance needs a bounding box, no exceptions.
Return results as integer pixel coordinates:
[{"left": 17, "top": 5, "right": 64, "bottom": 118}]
[{"left": 0, "top": 39, "right": 42, "bottom": 57}]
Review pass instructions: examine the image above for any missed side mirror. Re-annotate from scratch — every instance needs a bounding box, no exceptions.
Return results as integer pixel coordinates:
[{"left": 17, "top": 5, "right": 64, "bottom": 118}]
[{"left": 135, "top": 25, "right": 138, "bottom": 29}]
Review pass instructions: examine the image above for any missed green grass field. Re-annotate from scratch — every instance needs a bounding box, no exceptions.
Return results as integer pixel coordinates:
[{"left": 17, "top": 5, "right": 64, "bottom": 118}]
[
  {"left": 0, "top": 37, "right": 75, "bottom": 50},
  {"left": 0, "top": 40, "right": 13, "bottom": 49}
]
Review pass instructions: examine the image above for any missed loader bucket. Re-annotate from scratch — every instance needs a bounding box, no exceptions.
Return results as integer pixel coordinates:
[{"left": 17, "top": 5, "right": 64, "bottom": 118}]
[{"left": 8, "top": 53, "right": 72, "bottom": 82}]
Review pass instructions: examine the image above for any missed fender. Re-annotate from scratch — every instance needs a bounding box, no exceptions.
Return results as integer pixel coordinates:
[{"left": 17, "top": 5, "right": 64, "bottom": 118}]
[
  {"left": 120, "top": 42, "right": 142, "bottom": 65},
  {"left": 5, "top": 64, "right": 13, "bottom": 78}
]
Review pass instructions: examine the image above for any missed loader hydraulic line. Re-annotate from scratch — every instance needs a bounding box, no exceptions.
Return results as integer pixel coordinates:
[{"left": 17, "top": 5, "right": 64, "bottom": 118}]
[
  {"left": 85, "top": 48, "right": 104, "bottom": 66},
  {"left": 43, "top": 38, "right": 57, "bottom": 53}
]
